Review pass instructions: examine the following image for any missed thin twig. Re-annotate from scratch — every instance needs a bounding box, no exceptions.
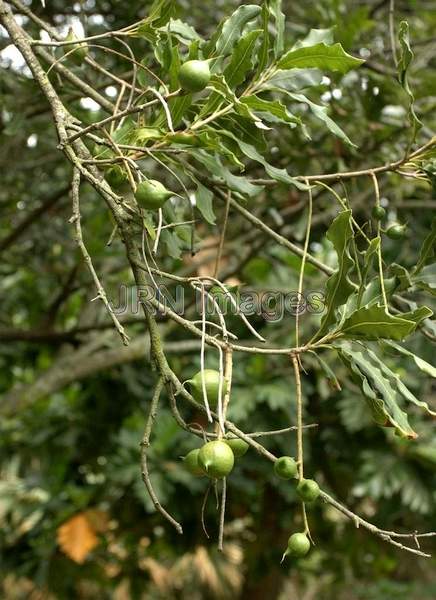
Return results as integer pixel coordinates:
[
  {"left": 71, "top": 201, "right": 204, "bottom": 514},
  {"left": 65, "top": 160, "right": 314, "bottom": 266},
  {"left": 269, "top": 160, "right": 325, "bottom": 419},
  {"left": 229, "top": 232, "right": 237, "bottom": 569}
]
[
  {"left": 69, "top": 169, "right": 129, "bottom": 345},
  {"left": 295, "top": 180, "right": 312, "bottom": 348},
  {"left": 218, "top": 478, "right": 227, "bottom": 551},
  {"left": 140, "top": 378, "right": 183, "bottom": 534},
  {"left": 292, "top": 354, "right": 310, "bottom": 537},
  {"left": 201, "top": 483, "right": 212, "bottom": 539},
  {"left": 371, "top": 172, "right": 389, "bottom": 309},
  {"left": 200, "top": 284, "right": 213, "bottom": 422}
]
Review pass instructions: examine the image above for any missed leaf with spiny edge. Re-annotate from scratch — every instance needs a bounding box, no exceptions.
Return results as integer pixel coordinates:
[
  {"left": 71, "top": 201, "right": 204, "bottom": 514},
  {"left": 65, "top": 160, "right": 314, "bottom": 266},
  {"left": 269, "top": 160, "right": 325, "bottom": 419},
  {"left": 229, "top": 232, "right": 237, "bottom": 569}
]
[
  {"left": 340, "top": 303, "right": 418, "bottom": 340},
  {"left": 277, "top": 42, "right": 364, "bottom": 73},
  {"left": 315, "top": 210, "right": 357, "bottom": 339},
  {"left": 335, "top": 340, "right": 417, "bottom": 439}
]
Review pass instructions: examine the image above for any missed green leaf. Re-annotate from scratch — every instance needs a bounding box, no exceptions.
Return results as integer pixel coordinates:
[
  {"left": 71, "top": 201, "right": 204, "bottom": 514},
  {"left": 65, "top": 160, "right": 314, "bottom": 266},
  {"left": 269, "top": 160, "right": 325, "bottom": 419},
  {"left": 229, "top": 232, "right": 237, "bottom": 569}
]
[
  {"left": 311, "top": 352, "right": 341, "bottom": 391},
  {"left": 130, "top": 127, "right": 162, "bottom": 144},
  {"left": 398, "top": 21, "right": 422, "bottom": 144},
  {"left": 335, "top": 340, "right": 417, "bottom": 438},
  {"left": 414, "top": 217, "right": 436, "bottom": 273},
  {"left": 383, "top": 341, "right": 436, "bottom": 378},
  {"left": 160, "top": 19, "right": 200, "bottom": 43},
  {"left": 224, "top": 29, "right": 261, "bottom": 87},
  {"left": 292, "top": 28, "right": 335, "bottom": 50},
  {"left": 194, "top": 181, "right": 216, "bottom": 225},
  {"left": 359, "top": 237, "right": 380, "bottom": 292},
  {"left": 203, "top": 75, "right": 270, "bottom": 131},
  {"left": 234, "top": 139, "right": 307, "bottom": 189},
  {"left": 240, "top": 95, "right": 300, "bottom": 126},
  {"left": 218, "top": 113, "right": 268, "bottom": 151},
  {"left": 340, "top": 304, "right": 417, "bottom": 340},
  {"left": 154, "top": 30, "right": 172, "bottom": 70},
  {"left": 262, "top": 69, "right": 323, "bottom": 92},
  {"left": 190, "top": 149, "right": 263, "bottom": 196},
  {"left": 137, "top": 0, "right": 176, "bottom": 35},
  {"left": 142, "top": 214, "right": 156, "bottom": 240},
  {"left": 361, "top": 343, "right": 436, "bottom": 417},
  {"left": 169, "top": 94, "right": 192, "bottom": 128},
  {"left": 413, "top": 263, "right": 436, "bottom": 295},
  {"left": 161, "top": 229, "right": 183, "bottom": 259},
  {"left": 256, "top": 3, "right": 270, "bottom": 75},
  {"left": 277, "top": 42, "right": 364, "bottom": 73},
  {"left": 399, "top": 305, "right": 433, "bottom": 324},
  {"left": 269, "top": 0, "right": 285, "bottom": 57},
  {"left": 388, "top": 263, "right": 412, "bottom": 292},
  {"left": 286, "top": 92, "right": 356, "bottom": 146},
  {"left": 316, "top": 210, "right": 357, "bottom": 338},
  {"left": 215, "top": 4, "right": 262, "bottom": 57}
]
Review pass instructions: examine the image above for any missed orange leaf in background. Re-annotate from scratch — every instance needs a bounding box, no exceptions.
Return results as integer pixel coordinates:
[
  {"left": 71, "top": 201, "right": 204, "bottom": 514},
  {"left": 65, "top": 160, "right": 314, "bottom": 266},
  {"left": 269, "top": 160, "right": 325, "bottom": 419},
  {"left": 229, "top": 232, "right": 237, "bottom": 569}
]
[
  {"left": 84, "top": 508, "right": 110, "bottom": 533},
  {"left": 57, "top": 512, "right": 99, "bottom": 564}
]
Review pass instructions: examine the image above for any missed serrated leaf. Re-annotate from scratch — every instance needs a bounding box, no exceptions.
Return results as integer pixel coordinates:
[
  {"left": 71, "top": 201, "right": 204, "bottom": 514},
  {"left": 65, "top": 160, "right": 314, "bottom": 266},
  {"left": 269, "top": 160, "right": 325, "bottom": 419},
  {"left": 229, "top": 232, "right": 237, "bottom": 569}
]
[
  {"left": 383, "top": 341, "right": 436, "bottom": 378},
  {"left": 269, "top": 0, "right": 285, "bottom": 57},
  {"left": 413, "top": 263, "right": 436, "bottom": 295},
  {"left": 190, "top": 149, "right": 263, "bottom": 196},
  {"left": 277, "top": 42, "right": 364, "bottom": 73},
  {"left": 234, "top": 139, "right": 307, "bottom": 189},
  {"left": 224, "top": 29, "right": 261, "bottom": 87},
  {"left": 262, "top": 68, "right": 323, "bottom": 92},
  {"left": 161, "top": 229, "right": 183, "bottom": 259},
  {"left": 287, "top": 92, "right": 356, "bottom": 146},
  {"left": 143, "top": 214, "right": 156, "bottom": 240},
  {"left": 363, "top": 237, "right": 380, "bottom": 273},
  {"left": 216, "top": 5, "right": 262, "bottom": 57},
  {"left": 355, "top": 237, "right": 380, "bottom": 303},
  {"left": 218, "top": 113, "right": 268, "bottom": 151},
  {"left": 292, "top": 28, "right": 335, "bottom": 50},
  {"left": 335, "top": 340, "right": 417, "bottom": 438},
  {"left": 399, "top": 305, "right": 433, "bottom": 324},
  {"left": 388, "top": 263, "right": 412, "bottom": 291},
  {"left": 312, "top": 352, "right": 341, "bottom": 391},
  {"left": 345, "top": 277, "right": 397, "bottom": 316},
  {"left": 154, "top": 29, "right": 172, "bottom": 69},
  {"left": 316, "top": 210, "right": 357, "bottom": 338},
  {"left": 398, "top": 21, "right": 422, "bottom": 144},
  {"left": 256, "top": 3, "right": 270, "bottom": 75},
  {"left": 169, "top": 94, "right": 192, "bottom": 128},
  {"left": 414, "top": 217, "right": 436, "bottom": 273},
  {"left": 194, "top": 181, "right": 215, "bottom": 224},
  {"left": 340, "top": 304, "right": 417, "bottom": 340},
  {"left": 240, "top": 95, "right": 300, "bottom": 126},
  {"left": 361, "top": 343, "right": 436, "bottom": 416},
  {"left": 160, "top": 18, "right": 200, "bottom": 42},
  {"left": 205, "top": 75, "right": 271, "bottom": 132},
  {"left": 137, "top": 0, "right": 176, "bottom": 36},
  {"left": 130, "top": 127, "right": 162, "bottom": 144}
]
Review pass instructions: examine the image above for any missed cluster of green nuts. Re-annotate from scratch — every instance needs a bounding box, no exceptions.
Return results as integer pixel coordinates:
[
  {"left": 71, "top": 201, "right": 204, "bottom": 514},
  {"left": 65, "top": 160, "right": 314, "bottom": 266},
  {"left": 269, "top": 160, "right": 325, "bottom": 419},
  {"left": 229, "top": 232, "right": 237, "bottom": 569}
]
[
  {"left": 274, "top": 456, "right": 320, "bottom": 558},
  {"left": 371, "top": 206, "right": 407, "bottom": 239},
  {"left": 183, "top": 436, "right": 248, "bottom": 480},
  {"left": 182, "top": 369, "right": 248, "bottom": 478},
  {"left": 273, "top": 457, "right": 320, "bottom": 500}
]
